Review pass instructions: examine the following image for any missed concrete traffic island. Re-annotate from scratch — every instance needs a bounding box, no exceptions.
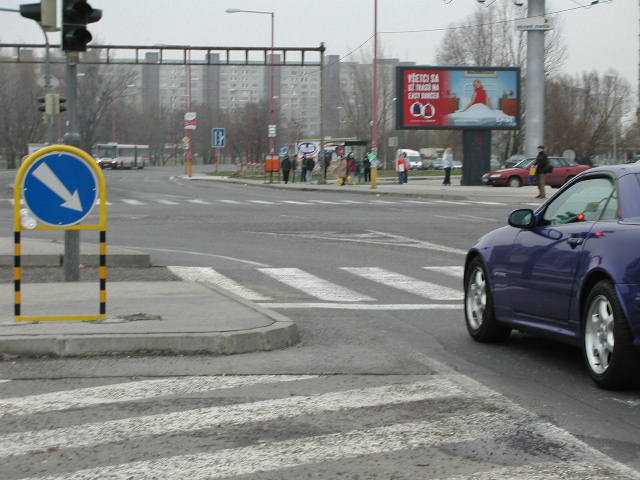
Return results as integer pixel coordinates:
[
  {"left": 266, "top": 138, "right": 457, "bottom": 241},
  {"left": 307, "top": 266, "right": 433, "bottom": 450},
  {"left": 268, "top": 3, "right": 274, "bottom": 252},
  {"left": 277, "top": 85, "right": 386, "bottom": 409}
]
[{"left": 0, "top": 280, "right": 299, "bottom": 358}]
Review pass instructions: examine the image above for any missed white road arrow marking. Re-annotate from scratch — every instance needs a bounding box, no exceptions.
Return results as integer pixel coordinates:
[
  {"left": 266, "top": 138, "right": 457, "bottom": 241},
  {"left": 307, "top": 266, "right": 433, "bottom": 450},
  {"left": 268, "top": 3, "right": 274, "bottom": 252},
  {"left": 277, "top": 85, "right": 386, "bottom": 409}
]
[{"left": 32, "top": 162, "right": 83, "bottom": 212}]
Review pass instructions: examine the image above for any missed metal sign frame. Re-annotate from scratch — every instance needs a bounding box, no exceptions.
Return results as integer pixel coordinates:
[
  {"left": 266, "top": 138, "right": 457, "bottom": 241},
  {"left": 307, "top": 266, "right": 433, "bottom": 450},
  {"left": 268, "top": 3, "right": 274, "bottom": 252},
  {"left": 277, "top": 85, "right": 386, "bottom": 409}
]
[{"left": 13, "top": 145, "right": 109, "bottom": 323}]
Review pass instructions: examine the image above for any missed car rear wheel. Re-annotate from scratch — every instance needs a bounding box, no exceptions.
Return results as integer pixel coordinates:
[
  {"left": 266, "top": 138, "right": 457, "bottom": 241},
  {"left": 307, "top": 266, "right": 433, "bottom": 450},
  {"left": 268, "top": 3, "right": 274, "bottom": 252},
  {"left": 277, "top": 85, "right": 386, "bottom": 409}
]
[
  {"left": 507, "top": 176, "right": 522, "bottom": 188},
  {"left": 583, "top": 281, "right": 639, "bottom": 389},
  {"left": 464, "top": 257, "right": 511, "bottom": 342}
]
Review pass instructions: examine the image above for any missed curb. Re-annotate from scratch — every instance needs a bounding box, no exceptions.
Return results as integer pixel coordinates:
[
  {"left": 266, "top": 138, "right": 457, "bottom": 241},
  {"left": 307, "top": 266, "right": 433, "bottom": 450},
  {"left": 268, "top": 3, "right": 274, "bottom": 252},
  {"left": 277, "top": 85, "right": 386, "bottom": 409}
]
[{"left": 0, "top": 253, "right": 151, "bottom": 268}]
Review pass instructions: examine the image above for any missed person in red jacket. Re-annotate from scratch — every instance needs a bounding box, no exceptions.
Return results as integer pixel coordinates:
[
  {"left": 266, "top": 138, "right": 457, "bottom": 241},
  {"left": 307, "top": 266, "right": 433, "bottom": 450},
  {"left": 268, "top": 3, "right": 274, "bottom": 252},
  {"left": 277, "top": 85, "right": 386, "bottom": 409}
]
[{"left": 463, "top": 80, "right": 490, "bottom": 111}]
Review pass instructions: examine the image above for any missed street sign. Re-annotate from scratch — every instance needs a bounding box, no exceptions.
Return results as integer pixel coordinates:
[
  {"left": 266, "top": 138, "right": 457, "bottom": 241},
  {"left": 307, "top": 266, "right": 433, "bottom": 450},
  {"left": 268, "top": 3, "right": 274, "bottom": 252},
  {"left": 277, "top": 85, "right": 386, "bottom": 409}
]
[
  {"left": 212, "top": 128, "right": 226, "bottom": 148},
  {"left": 22, "top": 150, "right": 98, "bottom": 227},
  {"left": 184, "top": 111, "right": 198, "bottom": 130},
  {"left": 268, "top": 124, "right": 277, "bottom": 138},
  {"left": 515, "top": 15, "right": 553, "bottom": 31}
]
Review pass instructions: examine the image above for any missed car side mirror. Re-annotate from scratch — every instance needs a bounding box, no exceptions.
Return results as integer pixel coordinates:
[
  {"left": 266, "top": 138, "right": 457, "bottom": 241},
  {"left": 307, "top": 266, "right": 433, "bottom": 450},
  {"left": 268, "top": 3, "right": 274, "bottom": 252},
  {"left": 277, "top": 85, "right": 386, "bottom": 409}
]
[{"left": 508, "top": 209, "right": 535, "bottom": 229}]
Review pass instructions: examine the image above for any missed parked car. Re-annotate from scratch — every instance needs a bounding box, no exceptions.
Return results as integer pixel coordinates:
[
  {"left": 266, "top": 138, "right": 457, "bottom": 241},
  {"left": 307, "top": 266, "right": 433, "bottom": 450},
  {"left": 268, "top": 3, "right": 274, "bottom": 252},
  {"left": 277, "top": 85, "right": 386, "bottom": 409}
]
[
  {"left": 482, "top": 157, "right": 591, "bottom": 188},
  {"left": 97, "top": 158, "right": 118, "bottom": 169},
  {"left": 504, "top": 154, "right": 527, "bottom": 168},
  {"left": 464, "top": 165, "right": 640, "bottom": 389}
]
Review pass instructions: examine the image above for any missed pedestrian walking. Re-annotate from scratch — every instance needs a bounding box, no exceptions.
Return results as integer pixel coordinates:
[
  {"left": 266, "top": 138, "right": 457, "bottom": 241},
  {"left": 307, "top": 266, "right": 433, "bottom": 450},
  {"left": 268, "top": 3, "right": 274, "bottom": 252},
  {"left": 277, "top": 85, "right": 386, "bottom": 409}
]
[
  {"left": 335, "top": 154, "right": 348, "bottom": 186},
  {"left": 368, "top": 147, "right": 380, "bottom": 190},
  {"left": 396, "top": 152, "right": 409, "bottom": 184},
  {"left": 300, "top": 155, "right": 307, "bottom": 182},
  {"left": 305, "top": 155, "right": 315, "bottom": 183},
  {"left": 534, "top": 145, "right": 551, "bottom": 199},
  {"left": 442, "top": 147, "right": 454, "bottom": 186},
  {"left": 363, "top": 155, "right": 371, "bottom": 183},
  {"left": 347, "top": 153, "right": 357, "bottom": 185},
  {"left": 281, "top": 155, "right": 291, "bottom": 184}
]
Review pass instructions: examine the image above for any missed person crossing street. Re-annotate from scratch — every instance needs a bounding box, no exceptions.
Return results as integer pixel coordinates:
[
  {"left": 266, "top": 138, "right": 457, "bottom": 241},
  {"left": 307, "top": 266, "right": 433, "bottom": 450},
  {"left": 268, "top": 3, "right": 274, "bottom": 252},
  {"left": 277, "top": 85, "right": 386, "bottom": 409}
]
[{"left": 534, "top": 145, "right": 550, "bottom": 199}]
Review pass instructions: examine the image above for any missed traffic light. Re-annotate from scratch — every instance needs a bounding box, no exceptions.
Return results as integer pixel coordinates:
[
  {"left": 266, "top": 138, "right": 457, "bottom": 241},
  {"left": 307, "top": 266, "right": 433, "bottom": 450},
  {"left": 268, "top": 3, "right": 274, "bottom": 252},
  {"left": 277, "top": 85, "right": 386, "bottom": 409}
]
[
  {"left": 38, "top": 94, "right": 65, "bottom": 115},
  {"left": 59, "top": 97, "right": 67, "bottom": 113},
  {"left": 62, "top": 0, "right": 102, "bottom": 52},
  {"left": 38, "top": 96, "right": 46, "bottom": 113},
  {"left": 19, "top": 0, "right": 58, "bottom": 31}
]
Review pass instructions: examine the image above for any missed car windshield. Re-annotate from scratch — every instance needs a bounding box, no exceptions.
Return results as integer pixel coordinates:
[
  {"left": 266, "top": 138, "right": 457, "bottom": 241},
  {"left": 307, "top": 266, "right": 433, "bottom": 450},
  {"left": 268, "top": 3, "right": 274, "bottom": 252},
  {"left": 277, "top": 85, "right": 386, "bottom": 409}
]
[
  {"left": 408, "top": 155, "right": 421, "bottom": 163},
  {"left": 512, "top": 158, "right": 534, "bottom": 169}
]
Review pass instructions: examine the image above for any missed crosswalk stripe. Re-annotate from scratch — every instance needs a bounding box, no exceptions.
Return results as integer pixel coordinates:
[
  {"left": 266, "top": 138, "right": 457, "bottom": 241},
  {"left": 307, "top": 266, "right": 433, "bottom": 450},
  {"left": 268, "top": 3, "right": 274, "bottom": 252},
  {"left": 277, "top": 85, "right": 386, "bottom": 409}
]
[
  {"left": 0, "top": 375, "right": 313, "bottom": 418},
  {"left": 342, "top": 267, "right": 463, "bottom": 301},
  {"left": 434, "top": 462, "right": 636, "bottom": 480},
  {"left": 261, "top": 303, "right": 460, "bottom": 310},
  {"left": 249, "top": 200, "right": 276, "bottom": 205},
  {"left": 218, "top": 199, "right": 242, "bottom": 204},
  {"left": 370, "top": 200, "right": 398, "bottom": 204},
  {"left": 432, "top": 200, "right": 470, "bottom": 205},
  {"left": 94, "top": 200, "right": 112, "bottom": 206},
  {"left": 423, "top": 266, "right": 464, "bottom": 279},
  {"left": 187, "top": 199, "right": 211, "bottom": 205},
  {"left": 307, "top": 199, "right": 344, "bottom": 205},
  {"left": 167, "top": 266, "right": 271, "bottom": 301},
  {"left": 338, "top": 200, "right": 367, "bottom": 204},
  {"left": 258, "top": 268, "right": 374, "bottom": 302},
  {"left": 156, "top": 199, "right": 180, "bottom": 205},
  {"left": 280, "top": 200, "right": 312, "bottom": 205},
  {"left": 8, "top": 199, "right": 25, "bottom": 206},
  {"left": 122, "top": 199, "right": 145, "bottom": 205},
  {"left": 401, "top": 200, "right": 433, "bottom": 204},
  {"left": 0, "top": 377, "right": 484, "bottom": 458},
  {"left": 21, "top": 411, "right": 512, "bottom": 480}
]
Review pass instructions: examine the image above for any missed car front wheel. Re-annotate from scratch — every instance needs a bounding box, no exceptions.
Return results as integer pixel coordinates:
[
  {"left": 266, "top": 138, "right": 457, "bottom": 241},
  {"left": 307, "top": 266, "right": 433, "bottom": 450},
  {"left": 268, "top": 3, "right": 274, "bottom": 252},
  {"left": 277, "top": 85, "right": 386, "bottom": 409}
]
[
  {"left": 583, "top": 281, "right": 639, "bottom": 389},
  {"left": 464, "top": 257, "right": 511, "bottom": 342},
  {"left": 507, "top": 176, "right": 522, "bottom": 188}
]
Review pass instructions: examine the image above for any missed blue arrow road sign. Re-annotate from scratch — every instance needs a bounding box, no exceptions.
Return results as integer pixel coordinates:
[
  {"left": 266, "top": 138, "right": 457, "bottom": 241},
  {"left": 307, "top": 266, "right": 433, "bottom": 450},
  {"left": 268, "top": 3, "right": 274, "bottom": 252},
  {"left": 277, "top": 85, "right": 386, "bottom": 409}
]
[
  {"left": 212, "top": 128, "right": 226, "bottom": 148},
  {"left": 23, "top": 151, "right": 98, "bottom": 227}
]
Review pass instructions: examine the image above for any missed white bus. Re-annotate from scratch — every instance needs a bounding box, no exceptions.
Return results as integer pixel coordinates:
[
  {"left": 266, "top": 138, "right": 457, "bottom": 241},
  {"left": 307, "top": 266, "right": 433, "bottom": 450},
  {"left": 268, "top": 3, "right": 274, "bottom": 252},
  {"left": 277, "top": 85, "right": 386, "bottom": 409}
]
[{"left": 93, "top": 143, "right": 149, "bottom": 170}]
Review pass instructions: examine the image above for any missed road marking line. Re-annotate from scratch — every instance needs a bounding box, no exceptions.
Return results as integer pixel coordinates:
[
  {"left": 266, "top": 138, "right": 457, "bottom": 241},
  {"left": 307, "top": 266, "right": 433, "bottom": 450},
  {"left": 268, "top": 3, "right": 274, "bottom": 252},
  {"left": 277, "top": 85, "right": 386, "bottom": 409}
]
[
  {"left": 156, "top": 199, "right": 180, "bottom": 205},
  {"left": 370, "top": 200, "right": 399, "bottom": 204},
  {"left": 307, "top": 200, "right": 344, "bottom": 205},
  {"left": 219, "top": 199, "right": 243, "bottom": 204},
  {"left": 0, "top": 378, "right": 484, "bottom": 458},
  {"left": 527, "top": 202, "right": 542, "bottom": 207},
  {"left": 468, "top": 201, "right": 507, "bottom": 206},
  {"left": 0, "top": 375, "right": 313, "bottom": 418},
  {"left": 94, "top": 200, "right": 112, "bottom": 206},
  {"left": 338, "top": 200, "right": 367, "bottom": 204},
  {"left": 261, "top": 302, "right": 460, "bottom": 310},
  {"left": 423, "top": 266, "right": 464, "bottom": 279},
  {"left": 458, "top": 214, "right": 501, "bottom": 222},
  {"left": 8, "top": 199, "right": 25, "bottom": 206},
  {"left": 401, "top": 200, "right": 433, "bottom": 205},
  {"left": 249, "top": 200, "right": 276, "bottom": 205},
  {"left": 20, "top": 412, "right": 514, "bottom": 480},
  {"left": 258, "top": 268, "right": 374, "bottom": 302},
  {"left": 187, "top": 199, "right": 211, "bottom": 205},
  {"left": 168, "top": 266, "right": 271, "bottom": 301},
  {"left": 121, "top": 199, "right": 145, "bottom": 205},
  {"left": 120, "top": 246, "right": 270, "bottom": 268},
  {"left": 432, "top": 200, "right": 470, "bottom": 205},
  {"left": 342, "top": 267, "right": 463, "bottom": 301},
  {"left": 280, "top": 200, "right": 312, "bottom": 205}
]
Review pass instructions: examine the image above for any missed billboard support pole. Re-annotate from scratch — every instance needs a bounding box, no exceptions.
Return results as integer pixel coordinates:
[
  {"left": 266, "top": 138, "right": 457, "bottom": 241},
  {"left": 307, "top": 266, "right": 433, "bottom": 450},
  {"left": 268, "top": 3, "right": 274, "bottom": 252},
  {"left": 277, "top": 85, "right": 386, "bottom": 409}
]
[
  {"left": 525, "top": 0, "right": 546, "bottom": 156},
  {"left": 462, "top": 130, "right": 491, "bottom": 186}
]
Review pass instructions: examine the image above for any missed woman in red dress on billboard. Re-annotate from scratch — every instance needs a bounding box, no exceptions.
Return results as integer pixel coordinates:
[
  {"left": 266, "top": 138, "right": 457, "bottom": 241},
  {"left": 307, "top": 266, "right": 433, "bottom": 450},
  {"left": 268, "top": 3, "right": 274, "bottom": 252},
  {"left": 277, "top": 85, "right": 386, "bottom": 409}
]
[{"left": 463, "top": 80, "right": 491, "bottom": 111}]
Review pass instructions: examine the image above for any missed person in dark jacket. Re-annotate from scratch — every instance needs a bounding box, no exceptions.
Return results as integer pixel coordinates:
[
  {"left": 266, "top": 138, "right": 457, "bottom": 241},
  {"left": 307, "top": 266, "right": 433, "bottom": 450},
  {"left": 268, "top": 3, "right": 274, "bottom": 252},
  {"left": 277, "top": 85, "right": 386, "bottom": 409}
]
[
  {"left": 281, "top": 155, "right": 292, "bottom": 184},
  {"left": 363, "top": 155, "right": 371, "bottom": 183},
  {"left": 305, "top": 155, "right": 315, "bottom": 183},
  {"left": 300, "top": 155, "right": 307, "bottom": 182},
  {"left": 534, "top": 145, "right": 550, "bottom": 199}
]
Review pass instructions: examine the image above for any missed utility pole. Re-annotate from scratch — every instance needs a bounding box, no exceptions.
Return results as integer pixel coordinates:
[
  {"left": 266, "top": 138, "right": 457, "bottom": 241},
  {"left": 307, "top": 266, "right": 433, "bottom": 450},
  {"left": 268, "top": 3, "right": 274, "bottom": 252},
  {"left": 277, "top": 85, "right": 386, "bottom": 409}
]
[
  {"left": 63, "top": 52, "right": 81, "bottom": 281},
  {"left": 524, "top": 0, "right": 546, "bottom": 156},
  {"left": 371, "top": 0, "right": 379, "bottom": 153}
]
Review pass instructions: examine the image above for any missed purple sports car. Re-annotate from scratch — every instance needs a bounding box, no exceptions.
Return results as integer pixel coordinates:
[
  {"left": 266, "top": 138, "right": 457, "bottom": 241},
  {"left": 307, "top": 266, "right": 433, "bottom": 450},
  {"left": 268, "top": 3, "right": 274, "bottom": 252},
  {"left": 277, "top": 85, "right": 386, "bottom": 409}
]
[{"left": 464, "top": 165, "right": 640, "bottom": 389}]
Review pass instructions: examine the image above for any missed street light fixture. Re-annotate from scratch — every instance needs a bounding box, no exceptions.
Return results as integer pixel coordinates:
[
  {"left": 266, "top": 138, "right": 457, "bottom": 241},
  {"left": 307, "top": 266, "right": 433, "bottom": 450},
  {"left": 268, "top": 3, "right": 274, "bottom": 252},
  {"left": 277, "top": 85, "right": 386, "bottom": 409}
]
[{"left": 226, "top": 8, "right": 277, "bottom": 154}]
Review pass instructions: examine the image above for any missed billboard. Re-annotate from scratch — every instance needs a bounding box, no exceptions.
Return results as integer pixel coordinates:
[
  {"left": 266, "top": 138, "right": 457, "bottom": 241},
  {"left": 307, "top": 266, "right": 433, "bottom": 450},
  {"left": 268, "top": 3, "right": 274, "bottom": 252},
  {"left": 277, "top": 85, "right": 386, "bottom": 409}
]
[{"left": 396, "top": 66, "right": 520, "bottom": 130}]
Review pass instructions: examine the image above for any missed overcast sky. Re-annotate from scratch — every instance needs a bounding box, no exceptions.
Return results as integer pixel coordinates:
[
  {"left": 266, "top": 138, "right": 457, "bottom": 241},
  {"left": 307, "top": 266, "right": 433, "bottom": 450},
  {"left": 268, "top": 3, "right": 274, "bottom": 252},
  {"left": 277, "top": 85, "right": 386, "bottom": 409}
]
[{"left": 0, "top": 0, "right": 636, "bottom": 91}]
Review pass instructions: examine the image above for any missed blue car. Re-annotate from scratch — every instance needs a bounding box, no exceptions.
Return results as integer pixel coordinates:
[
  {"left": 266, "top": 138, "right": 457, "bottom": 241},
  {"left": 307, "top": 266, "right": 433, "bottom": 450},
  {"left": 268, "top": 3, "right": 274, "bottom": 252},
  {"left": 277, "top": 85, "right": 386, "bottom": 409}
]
[{"left": 464, "top": 165, "right": 640, "bottom": 389}]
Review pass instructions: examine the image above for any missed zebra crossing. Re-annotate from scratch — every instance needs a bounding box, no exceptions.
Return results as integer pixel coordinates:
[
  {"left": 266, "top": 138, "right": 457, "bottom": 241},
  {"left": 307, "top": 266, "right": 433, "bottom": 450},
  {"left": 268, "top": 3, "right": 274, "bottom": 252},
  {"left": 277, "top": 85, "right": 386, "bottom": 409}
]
[
  {"left": 1, "top": 373, "right": 638, "bottom": 479},
  {"left": 168, "top": 265, "right": 466, "bottom": 310},
  {"left": 0, "top": 197, "right": 515, "bottom": 209}
]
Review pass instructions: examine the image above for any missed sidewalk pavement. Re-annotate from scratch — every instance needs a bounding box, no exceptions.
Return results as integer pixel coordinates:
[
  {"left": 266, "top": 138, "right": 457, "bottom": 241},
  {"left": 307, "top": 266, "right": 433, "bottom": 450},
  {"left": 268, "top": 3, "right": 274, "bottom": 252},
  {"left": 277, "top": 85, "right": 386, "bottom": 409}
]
[
  {"left": 0, "top": 236, "right": 151, "bottom": 267},
  {"left": 182, "top": 173, "right": 544, "bottom": 205},
  {"left": 0, "top": 280, "right": 299, "bottom": 357}
]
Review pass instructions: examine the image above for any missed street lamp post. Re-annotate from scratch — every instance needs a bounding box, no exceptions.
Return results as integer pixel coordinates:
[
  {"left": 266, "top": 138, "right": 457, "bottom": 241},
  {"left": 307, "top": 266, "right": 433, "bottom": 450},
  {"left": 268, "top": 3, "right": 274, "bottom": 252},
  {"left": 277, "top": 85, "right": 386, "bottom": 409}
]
[{"left": 226, "top": 8, "right": 276, "bottom": 155}]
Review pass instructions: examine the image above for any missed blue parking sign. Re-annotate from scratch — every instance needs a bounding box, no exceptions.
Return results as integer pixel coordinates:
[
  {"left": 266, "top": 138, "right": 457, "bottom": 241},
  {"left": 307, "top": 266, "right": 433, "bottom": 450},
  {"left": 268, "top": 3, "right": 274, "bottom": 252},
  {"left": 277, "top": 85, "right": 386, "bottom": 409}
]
[
  {"left": 23, "top": 152, "right": 97, "bottom": 227},
  {"left": 212, "top": 128, "right": 226, "bottom": 148}
]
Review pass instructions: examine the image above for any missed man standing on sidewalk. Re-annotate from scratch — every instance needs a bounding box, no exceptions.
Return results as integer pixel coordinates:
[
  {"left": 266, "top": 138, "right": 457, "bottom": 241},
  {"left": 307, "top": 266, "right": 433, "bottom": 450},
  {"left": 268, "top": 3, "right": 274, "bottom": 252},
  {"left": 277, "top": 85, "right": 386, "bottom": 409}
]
[
  {"left": 534, "top": 145, "right": 550, "bottom": 199},
  {"left": 442, "top": 147, "right": 454, "bottom": 186},
  {"left": 368, "top": 147, "right": 380, "bottom": 190}
]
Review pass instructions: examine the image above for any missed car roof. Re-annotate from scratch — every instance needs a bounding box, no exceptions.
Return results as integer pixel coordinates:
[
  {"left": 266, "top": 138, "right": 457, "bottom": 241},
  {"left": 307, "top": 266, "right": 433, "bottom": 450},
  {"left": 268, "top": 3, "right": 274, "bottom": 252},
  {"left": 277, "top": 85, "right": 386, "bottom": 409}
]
[{"left": 586, "top": 164, "right": 640, "bottom": 179}]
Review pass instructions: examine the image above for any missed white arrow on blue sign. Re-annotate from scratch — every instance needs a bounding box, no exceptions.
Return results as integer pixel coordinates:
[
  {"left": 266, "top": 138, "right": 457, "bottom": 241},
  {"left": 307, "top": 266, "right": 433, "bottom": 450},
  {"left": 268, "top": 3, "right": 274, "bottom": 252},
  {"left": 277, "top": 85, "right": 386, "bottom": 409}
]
[
  {"left": 23, "top": 152, "right": 98, "bottom": 227},
  {"left": 212, "top": 128, "right": 226, "bottom": 148}
]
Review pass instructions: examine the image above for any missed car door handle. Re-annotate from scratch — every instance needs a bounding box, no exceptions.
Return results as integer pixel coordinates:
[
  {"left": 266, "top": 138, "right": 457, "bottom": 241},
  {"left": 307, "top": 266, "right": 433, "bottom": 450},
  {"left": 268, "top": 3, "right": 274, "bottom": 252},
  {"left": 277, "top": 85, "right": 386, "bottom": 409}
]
[{"left": 567, "top": 237, "right": 584, "bottom": 247}]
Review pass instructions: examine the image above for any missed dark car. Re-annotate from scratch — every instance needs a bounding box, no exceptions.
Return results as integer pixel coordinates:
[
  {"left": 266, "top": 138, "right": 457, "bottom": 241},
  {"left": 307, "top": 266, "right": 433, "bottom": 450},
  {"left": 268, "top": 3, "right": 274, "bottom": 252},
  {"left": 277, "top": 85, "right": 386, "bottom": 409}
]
[
  {"left": 465, "top": 165, "right": 640, "bottom": 389},
  {"left": 482, "top": 157, "right": 591, "bottom": 188}
]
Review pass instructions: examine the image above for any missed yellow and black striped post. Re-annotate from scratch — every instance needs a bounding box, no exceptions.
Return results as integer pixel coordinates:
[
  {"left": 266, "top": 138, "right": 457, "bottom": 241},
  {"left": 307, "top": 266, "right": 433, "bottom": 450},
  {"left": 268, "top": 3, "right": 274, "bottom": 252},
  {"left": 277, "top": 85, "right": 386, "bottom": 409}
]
[
  {"left": 13, "top": 145, "right": 109, "bottom": 323},
  {"left": 14, "top": 231, "right": 21, "bottom": 317},
  {"left": 99, "top": 230, "right": 107, "bottom": 315}
]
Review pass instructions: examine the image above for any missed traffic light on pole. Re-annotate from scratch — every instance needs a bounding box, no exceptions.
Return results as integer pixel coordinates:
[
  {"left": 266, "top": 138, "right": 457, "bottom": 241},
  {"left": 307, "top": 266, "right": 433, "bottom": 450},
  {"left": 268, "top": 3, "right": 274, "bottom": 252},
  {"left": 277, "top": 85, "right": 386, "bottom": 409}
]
[
  {"left": 62, "top": 0, "right": 102, "bottom": 52},
  {"left": 38, "top": 96, "right": 46, "bottom": 113},
  {"left": 19, "top": 1, "right": 58, "bottom": 31}
]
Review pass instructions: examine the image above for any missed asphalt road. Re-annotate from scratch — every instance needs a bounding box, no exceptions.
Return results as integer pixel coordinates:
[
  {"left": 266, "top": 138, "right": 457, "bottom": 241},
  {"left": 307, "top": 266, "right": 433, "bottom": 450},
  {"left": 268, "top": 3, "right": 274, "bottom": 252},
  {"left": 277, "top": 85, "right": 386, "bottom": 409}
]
[{"left": 1, "top": 167, "right": 639, "bottom": 479}]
